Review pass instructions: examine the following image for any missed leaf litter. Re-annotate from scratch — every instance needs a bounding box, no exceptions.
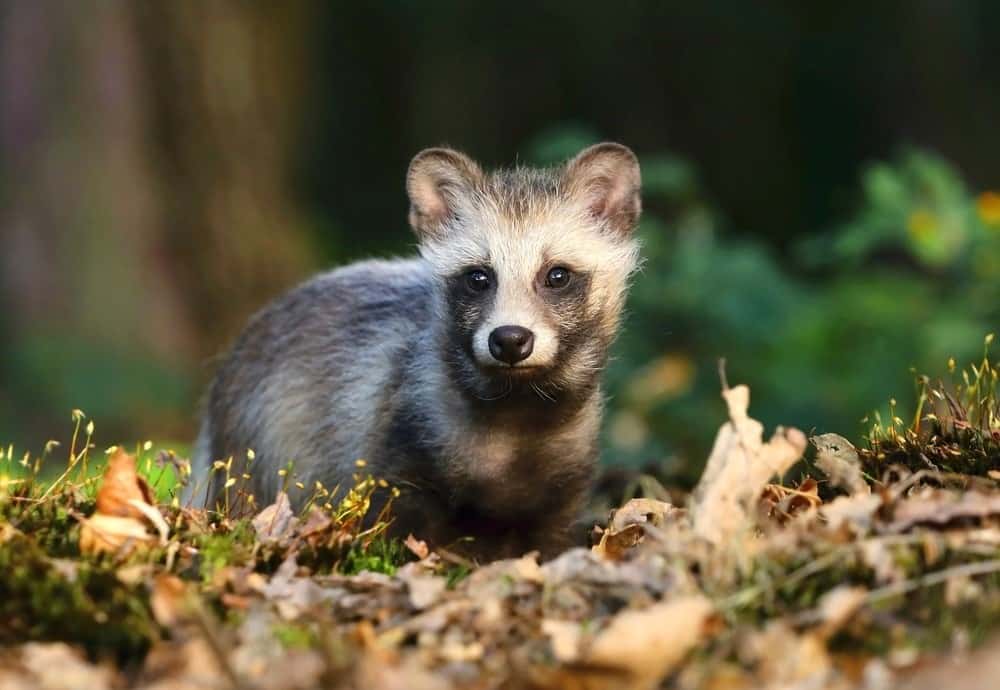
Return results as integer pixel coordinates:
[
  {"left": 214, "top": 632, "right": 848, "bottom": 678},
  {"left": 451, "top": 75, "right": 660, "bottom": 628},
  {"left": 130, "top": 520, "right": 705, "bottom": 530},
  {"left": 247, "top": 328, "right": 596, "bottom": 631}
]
[{"left": 3, "top": 349, "right": 1000, "bottom": 689}]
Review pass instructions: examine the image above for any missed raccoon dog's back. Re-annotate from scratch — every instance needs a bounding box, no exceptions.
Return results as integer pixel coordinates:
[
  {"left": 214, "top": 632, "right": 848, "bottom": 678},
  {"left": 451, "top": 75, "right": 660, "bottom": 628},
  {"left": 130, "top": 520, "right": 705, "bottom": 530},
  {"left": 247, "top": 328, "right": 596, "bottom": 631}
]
[{"left": 193, "top": 258, "right": 433, "bottom": 509}]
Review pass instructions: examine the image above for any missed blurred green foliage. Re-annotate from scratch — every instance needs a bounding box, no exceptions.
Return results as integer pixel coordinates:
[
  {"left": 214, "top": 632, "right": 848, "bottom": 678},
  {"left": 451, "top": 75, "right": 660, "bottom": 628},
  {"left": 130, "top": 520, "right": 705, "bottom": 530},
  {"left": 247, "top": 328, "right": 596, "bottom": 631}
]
[{"left": 526, "top": 130, "right": 999, "bottom": 482}]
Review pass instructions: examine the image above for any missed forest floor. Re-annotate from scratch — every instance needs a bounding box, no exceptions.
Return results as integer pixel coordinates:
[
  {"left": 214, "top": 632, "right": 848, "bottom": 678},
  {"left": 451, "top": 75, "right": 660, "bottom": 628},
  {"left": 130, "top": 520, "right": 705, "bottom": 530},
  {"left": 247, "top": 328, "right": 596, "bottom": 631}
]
[{"left": 2, "top": 350, "right": 1000, "bottom": 690}]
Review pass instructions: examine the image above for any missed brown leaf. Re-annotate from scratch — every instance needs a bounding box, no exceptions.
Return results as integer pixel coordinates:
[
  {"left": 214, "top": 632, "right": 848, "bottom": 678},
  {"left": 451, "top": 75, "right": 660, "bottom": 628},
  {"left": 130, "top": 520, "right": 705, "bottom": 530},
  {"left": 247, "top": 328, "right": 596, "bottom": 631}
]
[
  {"left": 760, "top": 478, "right": 822, "bottom": 524},
  {"left": 396, "top": 562, "right": 447, "bottom": 610},
  {"left": 811, "top": 433, "right": 868, "bottom": 495},
  {"left": 888, "top": 489, "right": 1000, "bottom": 533},
  {"left": 610, "top": 498, "right": 684, "bottom": 532},
  {"left": 5, "top": 643, "right": 116, "bottom": 690},
  {"left": 692, "top": 384, "right": 807, "bottom": 544},
  {"left": 542, "top": 619, "right": 584, "bottom": 663},
  {"left": 586, "top": 596, "right": 713, "bottom": 690},
  {"left": 150, "top": 574, "right": 189, "bottom": 627},
  {"left": 79, "top": 513, "right": 158, "bottom": 557},
  {"left": 592, "top": 523, "right": 645, "bottom": 561},
  {"left": 405, "top": 533, "right": 430, "bottom": 560},
  {"left": 96, "top": 448, "right": 155, "bottom": 519},
  {"left": 252, "top": 492, "right": 298, "bottom": 544}
]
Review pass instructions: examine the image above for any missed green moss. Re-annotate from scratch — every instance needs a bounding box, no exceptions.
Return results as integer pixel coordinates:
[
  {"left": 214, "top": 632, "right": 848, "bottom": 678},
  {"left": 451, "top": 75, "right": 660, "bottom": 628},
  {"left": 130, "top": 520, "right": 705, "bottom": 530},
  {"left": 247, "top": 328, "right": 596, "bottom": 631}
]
[
  {"left": 273, "top": 621, "right": 319, "bottom": 649},
  {"left": 338, "top": 536, "right": 408, "bottom": 576},
  {"left": 0, "top": 534, "right": 158, "bottom": 661}
]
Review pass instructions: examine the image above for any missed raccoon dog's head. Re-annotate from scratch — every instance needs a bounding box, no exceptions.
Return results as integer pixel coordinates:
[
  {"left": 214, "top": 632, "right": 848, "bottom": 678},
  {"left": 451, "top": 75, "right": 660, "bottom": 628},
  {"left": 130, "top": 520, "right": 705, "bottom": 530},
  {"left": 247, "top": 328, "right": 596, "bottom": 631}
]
[{"left": 407, "top": 143, "right": 641, "bottom": 406}]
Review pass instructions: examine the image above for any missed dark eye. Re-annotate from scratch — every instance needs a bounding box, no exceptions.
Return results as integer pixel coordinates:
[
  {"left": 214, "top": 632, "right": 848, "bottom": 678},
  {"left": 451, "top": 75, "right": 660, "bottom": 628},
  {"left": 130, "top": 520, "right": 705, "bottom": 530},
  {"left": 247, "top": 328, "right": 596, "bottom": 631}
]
[
  {"left": 465, "top": 269, "right": 491, "bottom": 292},
  {"left": 545, "top": 266, "right": 572, "bottom": 289}
]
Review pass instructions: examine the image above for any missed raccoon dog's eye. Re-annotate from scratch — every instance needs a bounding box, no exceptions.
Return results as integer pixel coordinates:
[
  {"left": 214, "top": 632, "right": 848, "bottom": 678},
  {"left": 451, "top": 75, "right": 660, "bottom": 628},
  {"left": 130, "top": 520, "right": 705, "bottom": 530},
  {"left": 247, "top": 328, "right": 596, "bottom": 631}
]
[
  {"left": 545, "top": 266, "right": 572, "bottom": 289},
  {"left": 465, "top": 269, "right": 491, "bottom": 292}
]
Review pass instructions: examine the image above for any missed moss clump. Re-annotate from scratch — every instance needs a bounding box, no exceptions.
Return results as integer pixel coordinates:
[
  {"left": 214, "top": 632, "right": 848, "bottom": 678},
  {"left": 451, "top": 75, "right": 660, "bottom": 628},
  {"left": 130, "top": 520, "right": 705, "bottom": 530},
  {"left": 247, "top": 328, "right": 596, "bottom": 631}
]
[
  {"left": 0, "top": 534, "right": 158, "bottom": 661},
  {"left": 338, "top": 536, "right": 408, "bottom": 576}
]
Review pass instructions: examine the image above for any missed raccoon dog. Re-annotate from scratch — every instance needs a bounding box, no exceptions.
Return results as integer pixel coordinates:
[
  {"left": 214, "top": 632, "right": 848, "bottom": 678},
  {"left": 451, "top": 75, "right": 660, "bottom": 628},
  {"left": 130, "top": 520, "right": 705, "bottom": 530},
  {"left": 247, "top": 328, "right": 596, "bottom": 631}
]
[{"left": 190, "top": 142, "right": 642, "bottom": 559}]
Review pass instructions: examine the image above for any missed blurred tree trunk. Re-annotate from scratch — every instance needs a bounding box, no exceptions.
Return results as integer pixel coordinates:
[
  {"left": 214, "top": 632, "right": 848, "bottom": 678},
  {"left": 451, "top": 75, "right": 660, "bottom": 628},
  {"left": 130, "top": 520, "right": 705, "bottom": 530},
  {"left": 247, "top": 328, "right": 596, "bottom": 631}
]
[
  {"left": 133, "top": 2, "right": 317, "bottom": 357},
  {"left": 0, "top": 2, "right": 315, "bottom": 443}
]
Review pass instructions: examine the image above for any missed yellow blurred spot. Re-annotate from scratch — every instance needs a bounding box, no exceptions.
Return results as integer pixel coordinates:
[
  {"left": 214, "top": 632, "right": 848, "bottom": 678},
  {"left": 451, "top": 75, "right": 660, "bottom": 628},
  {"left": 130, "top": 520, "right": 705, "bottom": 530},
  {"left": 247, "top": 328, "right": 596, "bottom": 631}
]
[
  {"left": 142, "top": 441, "right": 153, "bottom": 451},
  {"left": 906, "top": 208, "right": 937, "bottom": 240},
  {"left": 354, "top": 459, "right": 367, "bottom": 468},
  {"left": 85, "top": 421, "right": 95, "bottom": 437},
  {"left": 246, "top": 448, "right": 256, "bottom": 460},
  {"left": 105, "top": 445, "right": 119, "bottom": 455},
  {"left": 224, "top": 477, "right": 237, "bottom": 488},
  {"left": 977, "top": 191, "right": 1000, "bottom": 226},
  {"left": 608, "top": 410, "right": 649, "bottom": 452},
  {"left": 295, "top": 482, "right": 305, "bottom": 490},
  {"left": 277, "top": 468, "right": 287, "bottom": 477},
  {"left": 627, "top": 353, "right": 696, "bottom": 406}
]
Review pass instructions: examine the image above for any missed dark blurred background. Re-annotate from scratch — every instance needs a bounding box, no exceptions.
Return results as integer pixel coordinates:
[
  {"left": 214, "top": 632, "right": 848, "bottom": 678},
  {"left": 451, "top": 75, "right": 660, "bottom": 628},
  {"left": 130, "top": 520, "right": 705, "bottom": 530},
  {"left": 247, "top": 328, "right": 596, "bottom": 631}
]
[{"left": 2, "top": 1, "right": 998, "bottom": 482}]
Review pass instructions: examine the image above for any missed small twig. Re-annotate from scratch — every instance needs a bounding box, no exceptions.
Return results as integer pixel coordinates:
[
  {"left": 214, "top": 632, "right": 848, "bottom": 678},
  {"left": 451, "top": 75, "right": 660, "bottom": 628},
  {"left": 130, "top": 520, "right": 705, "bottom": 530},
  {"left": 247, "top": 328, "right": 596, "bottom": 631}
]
[
  {"left": 865, "top": 558, "right": 1000, "bottom": 604},
  {"left": 717, "top": 358, "right": 729, "bottom": 392},
  {"left": 190, "top": 600, "right": 246, "bottom": 690}
]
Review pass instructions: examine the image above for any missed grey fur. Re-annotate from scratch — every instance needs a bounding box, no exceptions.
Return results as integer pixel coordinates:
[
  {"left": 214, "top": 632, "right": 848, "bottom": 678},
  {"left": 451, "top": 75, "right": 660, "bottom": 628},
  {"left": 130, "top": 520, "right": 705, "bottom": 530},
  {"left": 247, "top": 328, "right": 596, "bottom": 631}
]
[{"left": 188, "top": 143, "right": 642, "bottom": 559}]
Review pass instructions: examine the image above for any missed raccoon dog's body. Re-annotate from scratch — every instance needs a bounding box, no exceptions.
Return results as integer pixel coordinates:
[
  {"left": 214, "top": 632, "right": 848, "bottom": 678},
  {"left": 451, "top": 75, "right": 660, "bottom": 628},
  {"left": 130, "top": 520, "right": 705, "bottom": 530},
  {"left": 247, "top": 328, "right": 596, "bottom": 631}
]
[{"left": 191, "top": 143, "right": 642, "bottom": 558}]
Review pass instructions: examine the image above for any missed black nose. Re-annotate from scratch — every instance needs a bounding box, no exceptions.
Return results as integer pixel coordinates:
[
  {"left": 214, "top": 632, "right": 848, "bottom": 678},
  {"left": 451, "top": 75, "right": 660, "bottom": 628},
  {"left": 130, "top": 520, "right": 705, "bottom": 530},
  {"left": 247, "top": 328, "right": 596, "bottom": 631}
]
[{"left": 488, "top": 325, "right": 535, "bottom": 365}]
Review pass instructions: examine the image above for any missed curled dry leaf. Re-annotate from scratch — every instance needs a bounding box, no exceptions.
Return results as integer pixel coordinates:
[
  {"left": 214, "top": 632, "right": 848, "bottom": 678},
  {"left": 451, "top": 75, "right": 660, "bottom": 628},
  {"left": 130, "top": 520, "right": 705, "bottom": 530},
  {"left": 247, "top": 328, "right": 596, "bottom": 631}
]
[
  {"left": 79, "top": 449, "right": 167, "bottom": 557},
  {"left": 96, "top": 448, "right": 155, "bottom": 518},
  {"left": 405, "top": 533, "right": 431, "bottom": 560},
  {"left": 542, "top": 619, "right": 584, "bottom": 663},
  {"left": 811, "top": 433, "right": 869, "bottom": 495},
  {"left": 692, "top": 384, "right": 807, "bottom": 544},
  {"left": 760, "top": 478, "right": 822, "bottom": 525},
  {"left": 150, "top": 574, "right": 189, "bottom": 627},
  {"left": 592, "top": 523, "right": 645, "bottom": 561},
  {"left": 396, "top": 562, "right": 447, "bottom": 610},
  {"left": 586, "top": 595, "right": 713, "bottom": 690},
  {"left": 815, "top": 585, "right": 867, "bottom": 639},
  {"left": 887, "top": 489, "right": 1000, "bottom": 534},
  {"left": 79, "top": 514, "right": 159, "bottom": 557},
  {"left": 252, "top": 491, "right": 298, "bottom": 544},
  {"left": 5, "top": 643, "right": 115, "bottom": 690},
  {"left": 610, "top": 498, "right": 684, "bottom": 532}
]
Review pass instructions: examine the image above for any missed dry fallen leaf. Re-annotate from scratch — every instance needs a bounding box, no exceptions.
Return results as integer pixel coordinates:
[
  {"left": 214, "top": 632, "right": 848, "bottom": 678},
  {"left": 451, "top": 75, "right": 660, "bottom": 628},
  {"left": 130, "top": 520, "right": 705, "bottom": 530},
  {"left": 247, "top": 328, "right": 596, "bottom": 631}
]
[
  {"left": 610, "top": 498, "right": 684, "bottom": 532},
  {"left": 812, "top": 433, "right": 869, "bottom": 495},
  {"left": 7, "top": 643, "right": 115, "bottom": 690},
  {"left": 405, "top": 533, "right": 431, "bottom": 560},
  {"left": 586, "top": 595, "right": 713, "bottom": 690},
  {"left": 79, "top": 514, "right": 159, "bottom": 557},
  {"left": 888, "top": 489, "right": 1000, "bottom": 533},
  {"left": 592, "top": 523, "right": 645, "bottom": 561},
  {"left": 542, "top": 619, "right": 584, "bottom": 663},
  {"left": 760, "top": 478, "right": 822, "bottom": 524},
  {"left": 815, "top": 585, "right": 867, "bottom": 639},
  {"left": 396, "top": 562, "right": 447, "bottom": 610},
  {"left": 692, "top": 384, "right": 807, "bottom": 544},
  {"left": 252, "top": 492, "right": 298, "bottom": 544},
  {"left": 79, "top": 449, "right": 168, "bottom": 558},
  {"left": 150, "top": 574, "right": 189, "bottom": 627},
  {"left": 96, "top": 448, "right": 155, "bottom": 518}
]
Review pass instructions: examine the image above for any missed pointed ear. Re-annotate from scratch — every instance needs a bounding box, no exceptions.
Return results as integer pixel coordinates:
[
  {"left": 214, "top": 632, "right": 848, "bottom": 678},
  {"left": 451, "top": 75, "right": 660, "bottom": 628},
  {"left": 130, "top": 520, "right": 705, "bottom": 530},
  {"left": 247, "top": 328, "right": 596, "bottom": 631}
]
[
  {"left": 406, "top": 147, "right": 482, "bottom": 240},
  {"left": 564, "top": 142, "right": 641, "bottom": 235}
]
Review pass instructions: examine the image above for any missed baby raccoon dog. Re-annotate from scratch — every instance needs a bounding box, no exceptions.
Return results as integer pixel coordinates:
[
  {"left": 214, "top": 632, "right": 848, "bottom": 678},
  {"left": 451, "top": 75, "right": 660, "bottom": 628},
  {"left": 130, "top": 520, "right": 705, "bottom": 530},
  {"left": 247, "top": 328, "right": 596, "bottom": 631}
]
[{"left": 191, "top": 142, "right": 642, "bottom": 559}]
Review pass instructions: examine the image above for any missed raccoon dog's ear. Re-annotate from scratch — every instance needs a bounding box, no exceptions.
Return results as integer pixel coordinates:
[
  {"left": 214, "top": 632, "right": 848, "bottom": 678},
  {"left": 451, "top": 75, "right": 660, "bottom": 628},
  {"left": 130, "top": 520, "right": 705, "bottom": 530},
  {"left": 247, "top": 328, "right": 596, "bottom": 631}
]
[
  {"left": 407, "top": 148, "right": 482, "bottom": 240},
  {"left": 564, "top": 142, "right": 641, "bottom": 236}
]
